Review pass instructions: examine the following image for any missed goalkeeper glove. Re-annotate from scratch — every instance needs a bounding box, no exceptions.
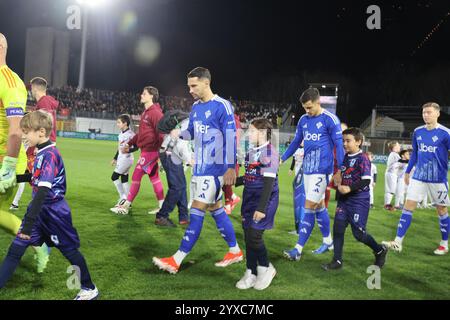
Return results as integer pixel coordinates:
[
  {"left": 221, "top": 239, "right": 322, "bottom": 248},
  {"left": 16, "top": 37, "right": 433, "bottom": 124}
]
[{"left": 0, "top": 156, "right": 18, "bottom": 191}]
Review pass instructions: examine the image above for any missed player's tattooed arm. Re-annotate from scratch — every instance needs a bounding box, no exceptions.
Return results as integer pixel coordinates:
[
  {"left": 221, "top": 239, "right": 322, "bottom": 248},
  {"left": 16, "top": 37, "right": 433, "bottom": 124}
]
[{"left": 224, "top": 168, "right": 237, "bottom": 186}]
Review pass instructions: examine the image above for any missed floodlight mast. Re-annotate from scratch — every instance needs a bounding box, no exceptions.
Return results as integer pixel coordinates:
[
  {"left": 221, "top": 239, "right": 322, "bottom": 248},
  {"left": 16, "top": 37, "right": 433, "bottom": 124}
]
[
  {"left": 76, "top": 0, "right": 107, "bottom": 92},
  {"left": 77, "top": 8, "right": 88, "bottom": 92}
]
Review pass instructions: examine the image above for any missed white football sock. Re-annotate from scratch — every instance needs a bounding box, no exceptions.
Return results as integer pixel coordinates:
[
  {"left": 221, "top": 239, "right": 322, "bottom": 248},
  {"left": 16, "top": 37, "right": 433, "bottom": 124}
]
[
  {"left": 113, "top": 180, "right": 124, "bottom": 199},
  {"left": 394, "top": 236, "right": 403, "bottom": 244},
  {"left": 229, "top": 245, "right": 240, "bottom": 254},
  {"left": 295, "top": 244, "right": 303, "bottom": 254},
  {"left": 323, "top": 235, "right": 333, "bottom": 245},
  {"left": 173, "top": 250, "right": 187, "bottom": 265},
  {"left": 384, "top": 193, "right": 393, "bottom": 206},
  {"left": 12, "top": 182, "right": 26, "bottom": 206},
  {"left": 122, "top": 182, "right": 130, "bottom": 199}
]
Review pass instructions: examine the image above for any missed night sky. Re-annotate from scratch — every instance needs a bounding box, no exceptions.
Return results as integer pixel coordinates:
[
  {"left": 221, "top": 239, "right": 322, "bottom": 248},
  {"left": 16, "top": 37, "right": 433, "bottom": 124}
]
[{"left": 1, "top": 0, "right": 449, "bottom": 124}]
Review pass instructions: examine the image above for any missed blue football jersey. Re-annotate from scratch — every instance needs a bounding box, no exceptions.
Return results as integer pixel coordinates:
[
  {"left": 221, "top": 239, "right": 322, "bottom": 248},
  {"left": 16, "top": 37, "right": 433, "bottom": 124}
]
[
  {"left": 406, "top": 124, "right": 450, "bottom": 183},
  {"left": 182, "top": 95, "right": 236, "bottom": 177},
  {"left": 32, "top": 145, "right": 66, "bottom": 204},
  {"left": 281, "top": 110, "right": 344, "bottom": 175}
]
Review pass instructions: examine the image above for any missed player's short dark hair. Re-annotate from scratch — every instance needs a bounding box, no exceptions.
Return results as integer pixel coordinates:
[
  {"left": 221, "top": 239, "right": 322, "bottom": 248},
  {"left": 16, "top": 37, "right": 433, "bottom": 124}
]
[
  {"left": 187, "top": 67, "right": 211, "bottom": 82},
  {"left": 20, "top": 110, "right": 53, "bottom": 137},
  {"left": 251, "top": 118, "right": 273, "bottom": 140},
  {"left": 300, "top": 88, "right": 320, "bottom": 104},
  {"left": 343, "top": 127, "right": 364, "bottom": 144},
  {"left": 30, "top": 77, "right": 48, "bottom": 90},
  {"left": 118, "top": 114, "right": 131, "bottom": 127},
  {"left": 422, "top": 102, "right": 440, "bottom": 111},
  {"left": 144, "top": 86, "right": 159, "bottom": 103},
  {"left": 399, "top": 149, "right": 410, "bottom": 157}
]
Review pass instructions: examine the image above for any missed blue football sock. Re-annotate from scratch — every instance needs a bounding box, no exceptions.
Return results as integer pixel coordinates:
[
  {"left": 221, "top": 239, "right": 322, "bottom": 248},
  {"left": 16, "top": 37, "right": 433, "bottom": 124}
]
[
  {"left": 316, "top": 207, "right": 331, "bottom": 238},
  {"left": 396, "top": 209, "right": 413, "bottom": 239},
  {"left": 297, "top": 209, "right": 316, "bottom": 247},
  {"left": 0, "top": 242, "right": 28, "bottom": 288},
  {"left": 439, "top": 213, "right": 449, "bottom": 242},
  {"left": 61, "top": 249, "right": 95, "bottom": 289},
  {"left": 211, "top": 207, "right": 237, "bottom": 248},
  {"left": 179, "top": 208, "right": 205, "bottom": 253}
]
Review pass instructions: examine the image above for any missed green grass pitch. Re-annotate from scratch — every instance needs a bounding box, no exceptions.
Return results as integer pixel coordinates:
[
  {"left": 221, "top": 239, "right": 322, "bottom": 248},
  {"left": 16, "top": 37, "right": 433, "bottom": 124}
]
[{"left": 0, "top": 137, "right": 449, "bottom": 300}]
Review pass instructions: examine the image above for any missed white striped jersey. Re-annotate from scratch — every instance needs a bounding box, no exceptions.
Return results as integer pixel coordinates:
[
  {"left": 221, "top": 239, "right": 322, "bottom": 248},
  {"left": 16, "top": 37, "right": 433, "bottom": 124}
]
[
  {"left": 386, "top": 152, "right": 401, "bottom": 175},
  {"left": 118, "top": 128, "right": 135, "bottom": 159}
]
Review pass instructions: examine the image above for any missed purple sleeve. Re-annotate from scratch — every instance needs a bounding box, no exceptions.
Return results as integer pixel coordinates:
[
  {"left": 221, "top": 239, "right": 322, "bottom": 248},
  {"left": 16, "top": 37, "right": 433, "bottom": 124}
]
[
  {"left": 36, "top": 153, "right": 57, "bottom": 189},
  {"left": 361, "top": 155, "right": 371, "bottom": 179},
  {"left": 261, "top": 146, "right": 279, "bottom": 178}
]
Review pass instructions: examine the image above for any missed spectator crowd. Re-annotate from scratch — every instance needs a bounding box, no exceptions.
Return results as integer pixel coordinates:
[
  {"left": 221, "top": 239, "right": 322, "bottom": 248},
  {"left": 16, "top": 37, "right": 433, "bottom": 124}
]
[{"left": 29, "top": 86, "right": 295, "bottom": 128}]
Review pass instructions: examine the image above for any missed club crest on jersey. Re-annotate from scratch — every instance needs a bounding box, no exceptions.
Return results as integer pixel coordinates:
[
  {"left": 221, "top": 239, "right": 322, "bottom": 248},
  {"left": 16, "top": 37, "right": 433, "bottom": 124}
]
[
  {"left": 205, "top": 110, "right": 211, "bottom": 119},
  {"left": 349, "top": 159, "right": 357, "bottom": 167},
  {"left": 316, "top": 122, "right": 323, "bottom": 129},
  {"left": 432, "top": 136, "right": 438, "bottom": 142}
]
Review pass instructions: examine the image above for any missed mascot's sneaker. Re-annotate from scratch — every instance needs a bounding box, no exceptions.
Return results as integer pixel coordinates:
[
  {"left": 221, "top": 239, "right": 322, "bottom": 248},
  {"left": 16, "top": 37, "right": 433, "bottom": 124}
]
[
  {"left": 254, "top": 263, "right": 276, "bottom": 290},
  {"left": 236, "top": 269, "right": 257, "bottom": 290},
  {"left": 74, "top": 286, "right": 99, "bottom": 300}
]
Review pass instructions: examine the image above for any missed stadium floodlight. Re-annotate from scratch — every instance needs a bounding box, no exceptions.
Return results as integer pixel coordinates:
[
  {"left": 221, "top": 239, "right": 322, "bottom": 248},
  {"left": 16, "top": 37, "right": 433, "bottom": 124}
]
[
  {"left": 76, "top": 0, "right": 107, "bottom": 8},
  {"left": 76, "top": 0, "right": 110, "bottom": 92}
]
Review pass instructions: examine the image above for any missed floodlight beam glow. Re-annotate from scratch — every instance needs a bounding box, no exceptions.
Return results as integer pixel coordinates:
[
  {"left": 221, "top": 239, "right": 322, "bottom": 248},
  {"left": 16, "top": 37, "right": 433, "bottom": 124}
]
[{"left": 76, "top": 0, "right": 107, "bottom": 8}]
